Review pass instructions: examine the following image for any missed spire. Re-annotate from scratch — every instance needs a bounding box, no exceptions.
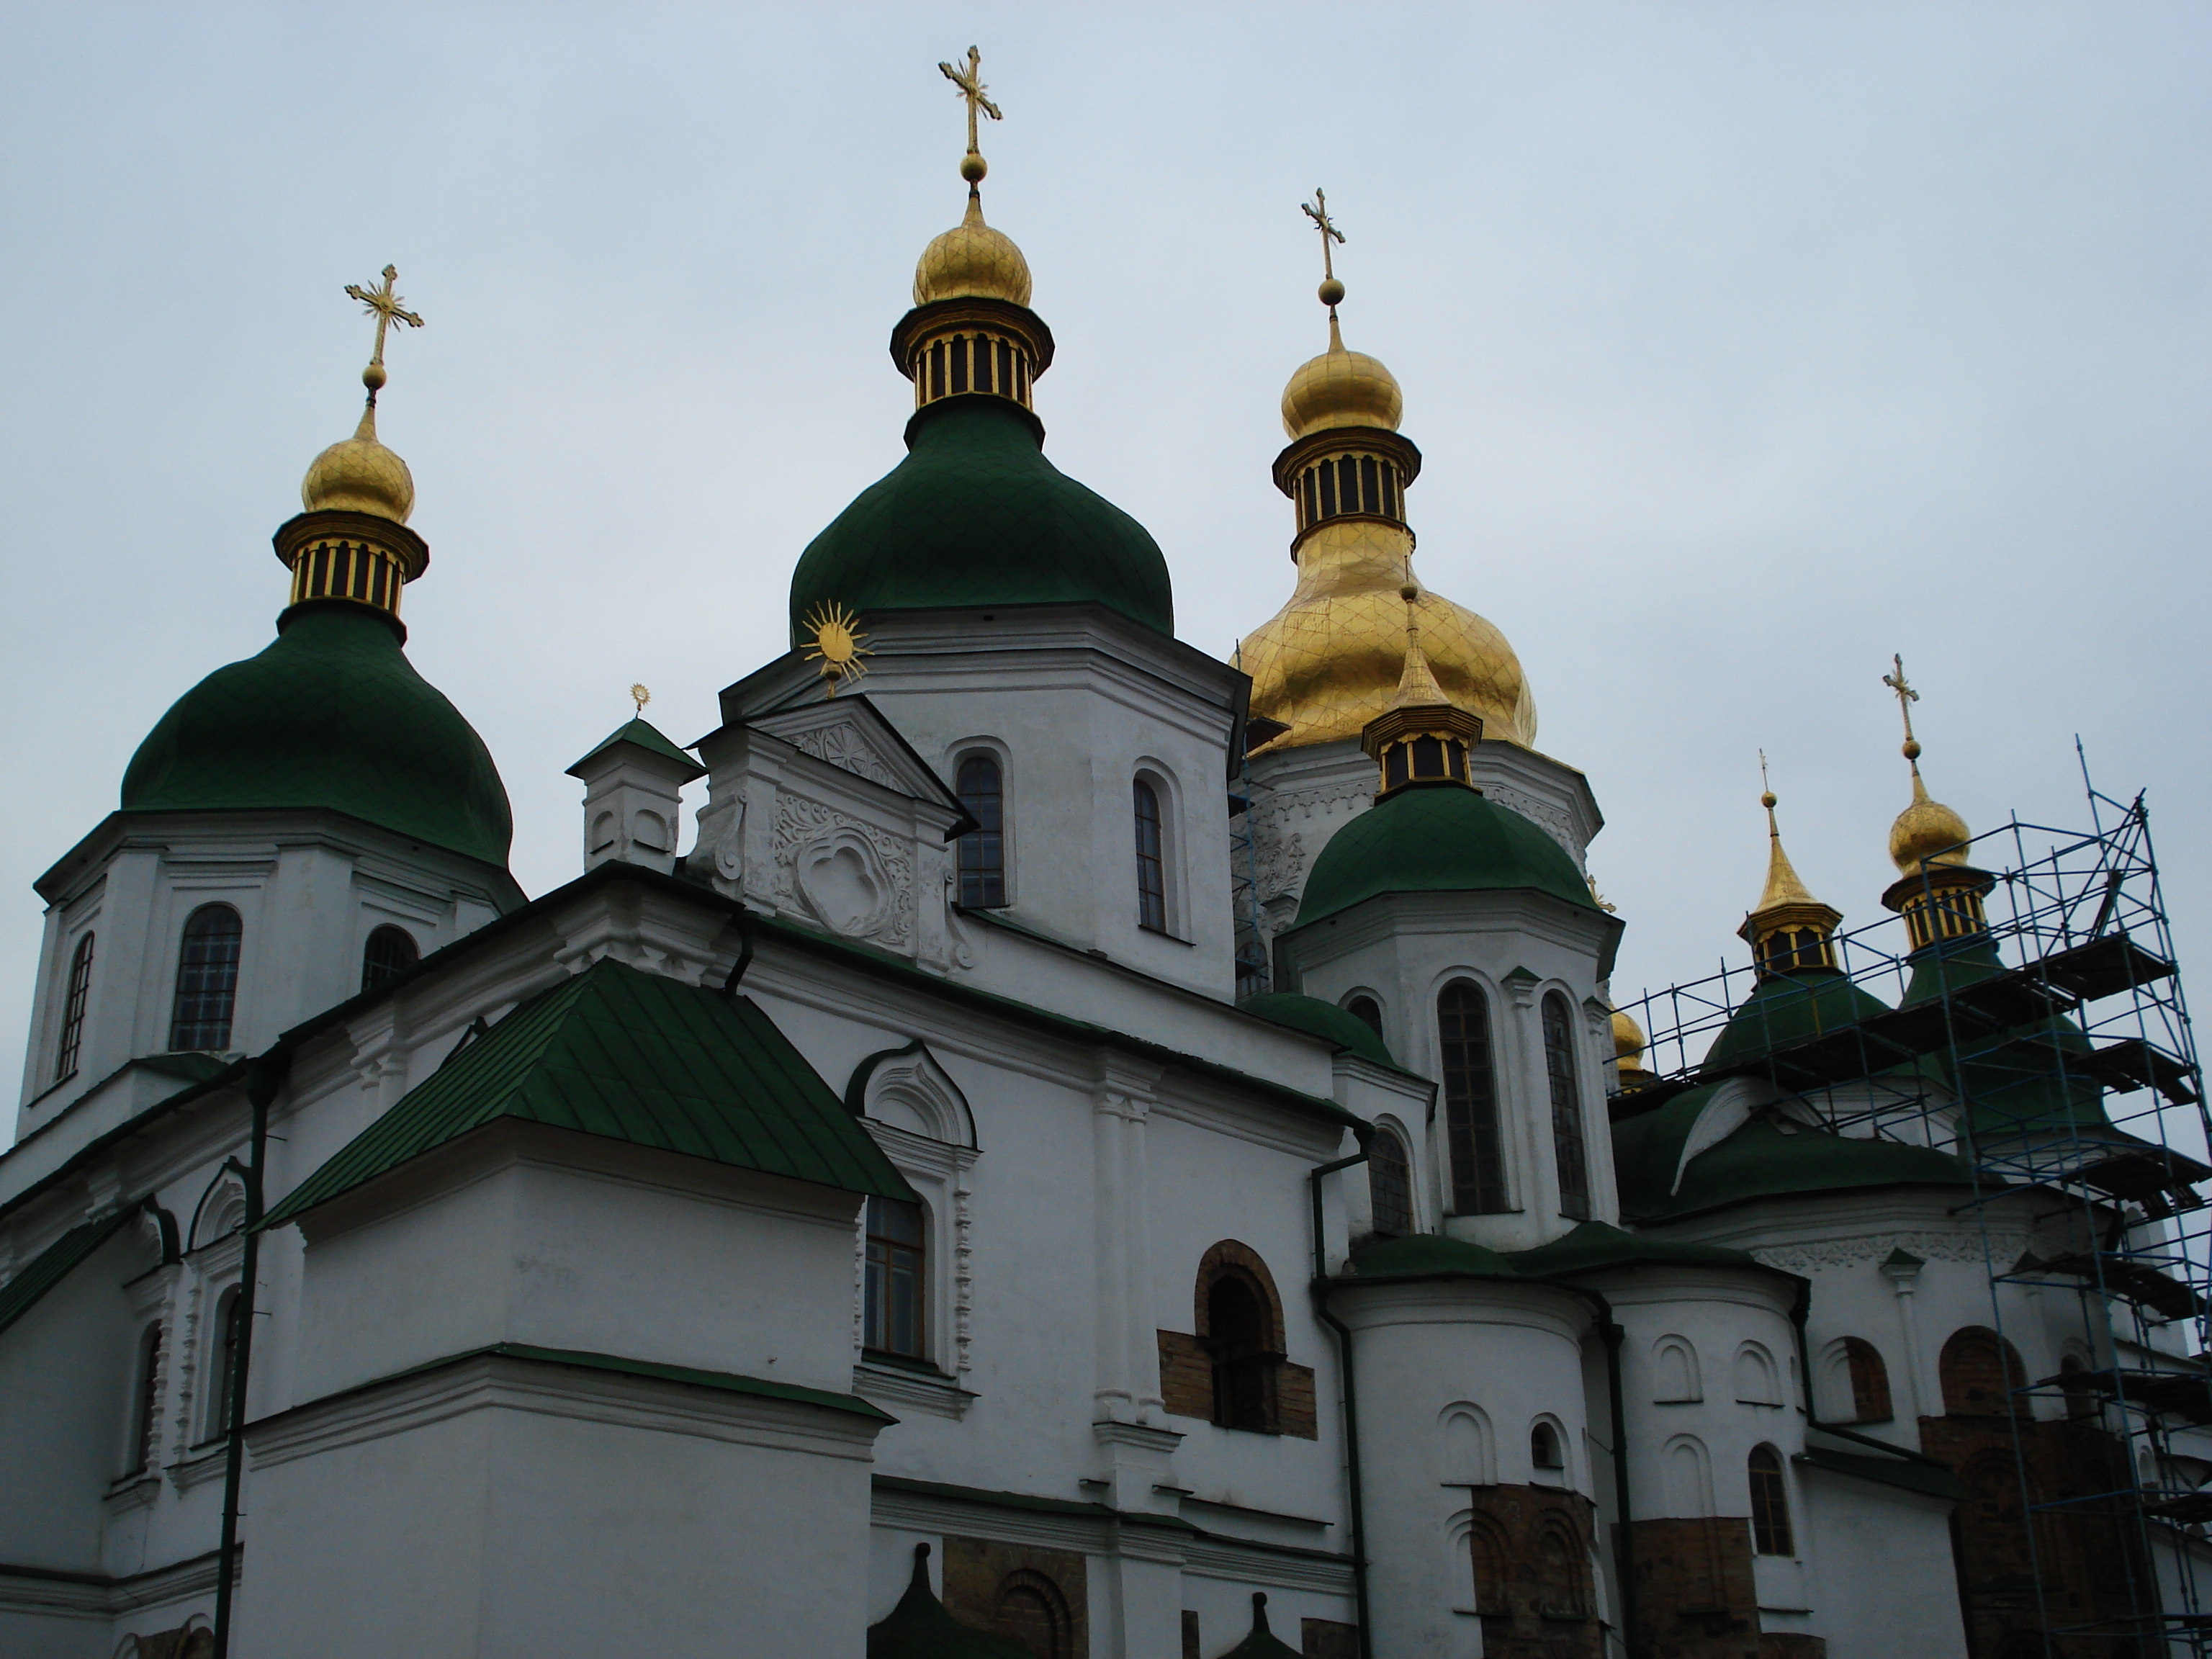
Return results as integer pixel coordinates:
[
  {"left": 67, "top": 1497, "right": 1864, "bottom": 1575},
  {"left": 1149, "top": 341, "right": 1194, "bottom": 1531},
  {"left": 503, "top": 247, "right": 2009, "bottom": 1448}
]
[
  {"left": 1360, "top": 584, "right": 1484, "bottom": 794},
  {"left": 279, "top": 266, "right": 433, "bottom": 627},
  {"left": 1877, "top": 655, "right": 1992, "bottom": 948},
  {"left": 899, "top": 47, "right": 1049, "bottom": 414},
  {"left": 1738, "top": 755, "right": 1842, "bottom": 975},
  {"left": 1282, "top": 190, "right": 1404, "bottom": 441}
]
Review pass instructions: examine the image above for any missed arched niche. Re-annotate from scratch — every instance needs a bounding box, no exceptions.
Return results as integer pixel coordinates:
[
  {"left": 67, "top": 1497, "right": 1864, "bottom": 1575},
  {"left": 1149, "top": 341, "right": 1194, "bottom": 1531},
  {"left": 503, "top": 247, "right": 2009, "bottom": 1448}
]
[{"left": 845, "top": 1041, "right": 978, "bottom": 1149}]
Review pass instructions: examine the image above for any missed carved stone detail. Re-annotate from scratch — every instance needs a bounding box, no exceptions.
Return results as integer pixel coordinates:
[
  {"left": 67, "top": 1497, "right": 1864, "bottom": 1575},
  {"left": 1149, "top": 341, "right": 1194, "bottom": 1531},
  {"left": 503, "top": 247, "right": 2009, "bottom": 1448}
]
[
  {"left": 1485, "top": 784, "right": 1585, "bottom": 867},
  {"left": 773, "top": 797, "right": 913, "bottom": 948},
  {"left": 1748, "top": 1229, "right": 2031, "bottom": 1277},
  {"left": 788, "top": 722, "right": 900, "bottom": 789}
]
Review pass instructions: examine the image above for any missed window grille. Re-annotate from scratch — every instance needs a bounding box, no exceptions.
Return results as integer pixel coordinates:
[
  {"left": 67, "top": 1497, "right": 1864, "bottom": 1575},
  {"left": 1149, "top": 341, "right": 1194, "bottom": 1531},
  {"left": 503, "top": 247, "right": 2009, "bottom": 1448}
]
[
  {"left": 168, "top": 905, "right": 243, "bottom": 1052},
  {"left": 1438, "top": 981, "right": 1506, "bottom": 1213},
  {"left": 1542, "top": 994, "right": 1591, "bottom": 1220},
  {"left": 55, "top": 931, "right": 94, "bottom": 1082},
  {"left": 956, "top": 755, "right": 1007, "bottom": 907}
]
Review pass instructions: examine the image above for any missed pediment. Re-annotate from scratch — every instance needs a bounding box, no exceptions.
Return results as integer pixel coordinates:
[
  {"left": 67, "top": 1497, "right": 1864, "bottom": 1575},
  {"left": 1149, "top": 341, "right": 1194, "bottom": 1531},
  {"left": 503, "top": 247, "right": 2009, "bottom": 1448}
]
[{"left": 748, "top": 696, "right": 966, "bottom": 828}]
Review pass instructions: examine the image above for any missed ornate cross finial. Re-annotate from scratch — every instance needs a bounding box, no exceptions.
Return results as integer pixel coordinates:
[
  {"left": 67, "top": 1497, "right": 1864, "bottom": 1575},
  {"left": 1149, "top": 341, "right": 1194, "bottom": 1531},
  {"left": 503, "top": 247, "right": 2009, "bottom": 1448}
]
[
  {"left": 1302, "top": 189, "right": 1347, "bottom": 312},
  {"left": 1882, "top": 652, "right": 1923, "bottom": 759},
  {"left": 1758, "top": 748, "right": 1781, "bottom": 832},
  {"left": 342, "top": 264, "right": 424, "bottom": 400},
  {"left": 939, "top": 46, "right": 1002, "bottom": 179}
]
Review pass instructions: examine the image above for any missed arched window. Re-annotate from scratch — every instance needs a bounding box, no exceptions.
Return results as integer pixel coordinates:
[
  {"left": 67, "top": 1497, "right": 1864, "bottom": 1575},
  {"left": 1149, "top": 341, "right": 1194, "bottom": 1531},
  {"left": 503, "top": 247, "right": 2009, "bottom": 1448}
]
[
  {"left": 1535, "top": 1519, "right": 1591, "bottom": 1618},
  {"left": 1940, "top": 1326, "right": 2028, "bottom": 1418},
  {"left": 1133, "top": 778, "right": 1168, "bottom": 932},
  {"left": 1208, "top": 1271, "right": 1274, "bottom": 1431},
  {"left": 1748, "top": 1445, "right": 1794, "bottom": 1555},
  {"left": 1840, "top": 1337, "right": 1893, "bottom": 1423},
  {"left": 1437, "top": 981, "right": 1506, "bottom": 1213},
  {"left": 168, "top": 904, "right": 243, "bottom": 1052},
  {"left": 990, "top": 1568, "right": 1074, "bottom": 1659},
  {"left": 1542, "top": 993, "right": 1591, "bottom": 1220},
  {"left": 55, "top": 931, "right": 94, "bottom": 1082},
  {"left": 1531, "top": 1420, "right": 1565, "bottom": 1473},
  {"left": 863, "top": 1196, "right": 927, "bottom": 1359},
  {"left": 1368, "top": 1127, "right": 1413, "bottom": 1238},
  {"left": 204, "top": 1285, "right": 242, "bottom": 1442},
  {"left": 1344, "top": 994, "right": 1384, "bottom": 1040},
  {"left": 128, "top": 1321, "right": 163, "bottom": 1474},
  {"left": 361, "top": 924, "right": 419, "bottom": 993},
  {"left": 954, "top": 753, "right": 1007, "bottom": 908}
]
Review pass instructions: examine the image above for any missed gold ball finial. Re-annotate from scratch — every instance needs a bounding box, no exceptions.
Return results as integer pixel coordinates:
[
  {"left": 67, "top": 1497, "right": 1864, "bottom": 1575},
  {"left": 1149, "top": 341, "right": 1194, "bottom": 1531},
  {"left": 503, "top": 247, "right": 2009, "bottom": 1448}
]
[
  {"left": 1318, "top": 276, "right": 1346, "bottom": 307},
  {"left": 1904, "top": 737, "right": 1923, "bottom": 761},
  {"left": 363, "top": 361, "right": 388, "bottom": 393},
  {"left": 1761, "top": 790, "right": 1777, "bottom": 810},
  {"left": 1399, "top": 583, "right": 1419, "bottom": 604},
  {"left": 961, "top": 152, "right": 987, "bottom": 184}
]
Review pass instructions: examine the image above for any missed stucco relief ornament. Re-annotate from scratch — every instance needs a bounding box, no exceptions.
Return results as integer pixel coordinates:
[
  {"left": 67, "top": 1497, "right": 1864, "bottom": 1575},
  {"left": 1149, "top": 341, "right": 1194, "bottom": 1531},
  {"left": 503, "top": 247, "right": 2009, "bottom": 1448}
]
[
  {"left": 709, "top": 800, "right": 747, "bottom": 886},
  {"left": 1485, "top": 784, "right": 1583, "bottom": 866},
  {"left": 774, "top": 797, "right": 914, "bottom": 946},
  {"left": 790, "top": 723, "right": 901, "bottom": 788},
  {"left": 1255, "top": 828, "right": 1307, "bottom": 904}
]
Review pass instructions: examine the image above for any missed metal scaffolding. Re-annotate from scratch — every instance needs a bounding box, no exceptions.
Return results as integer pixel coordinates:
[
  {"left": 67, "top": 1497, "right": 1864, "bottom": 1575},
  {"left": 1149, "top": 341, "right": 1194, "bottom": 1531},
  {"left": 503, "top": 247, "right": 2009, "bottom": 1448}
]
[{"left": 1614, "top": 770, "right": 2211, "bottom": 1656}]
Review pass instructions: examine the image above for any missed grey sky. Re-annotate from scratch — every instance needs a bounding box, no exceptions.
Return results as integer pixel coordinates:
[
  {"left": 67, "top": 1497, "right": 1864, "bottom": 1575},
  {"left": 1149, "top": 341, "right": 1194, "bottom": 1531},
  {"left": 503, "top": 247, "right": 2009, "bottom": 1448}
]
[{"left": 2, "top": 3, "right": 2205, "bottom": 1090}]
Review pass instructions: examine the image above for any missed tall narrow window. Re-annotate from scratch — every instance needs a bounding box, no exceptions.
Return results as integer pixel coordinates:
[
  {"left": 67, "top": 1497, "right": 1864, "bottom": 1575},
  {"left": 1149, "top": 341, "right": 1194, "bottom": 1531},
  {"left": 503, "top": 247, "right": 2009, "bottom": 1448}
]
[
  {"left": 1133, "top": 779, "right": 1168, "bottom": 932},
  {"left": 1748, "top": 1445, "right": 1794, "bottom": 1555},
  {"left": 863, "top": 1197, "right": 926, "bottom": 1359},
  {"left": 1437, "top": 981, "right": 1506, "bottom": 1213},
  {"left": 204, "top": 1286, "right": 242, "bottom": 1442},
  {"left": 1542, "top": 994, "right": 1591, "bottom": 1220},
  {"left": 168, "top": 904, "right": 243, "bottom": 1052},
  {"left": 1207, "top": 1272, "right": 1274, "bottom": 1431},
  {"left": 1344, "top": 995, "right": 1384, "bottom": 1040},
  {"left": 128, "top": 1322, "right": 163, "bottom": 1473},
  {"left": 956, "top": 754, "right": 1007, "bottom": 907},
  {"left": 55, "top": 932, "right": 94, "bottom": 1082},
  {"left": 361, "top": 925, "right": 419, "bottom": 993},
  {"left": 1369, "top": 1128, "right": 1413, "bottom": 1238}
]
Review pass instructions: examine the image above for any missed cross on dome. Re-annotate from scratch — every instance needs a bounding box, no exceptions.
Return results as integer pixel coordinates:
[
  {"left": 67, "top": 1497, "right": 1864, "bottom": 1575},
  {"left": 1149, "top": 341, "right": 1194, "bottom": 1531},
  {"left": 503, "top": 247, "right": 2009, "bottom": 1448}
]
[
  {"left": 938, "top": 45, "right": 1002, "bottom": 184},
  {"left": 343, "top": 264, "right": 424, "bottom": 400}
]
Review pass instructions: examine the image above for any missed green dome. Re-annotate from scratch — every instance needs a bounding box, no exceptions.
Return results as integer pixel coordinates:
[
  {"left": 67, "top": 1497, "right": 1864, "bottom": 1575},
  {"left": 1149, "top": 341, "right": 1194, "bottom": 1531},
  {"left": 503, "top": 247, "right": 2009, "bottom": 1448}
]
[
  {"left": 1902, "top": 938, "right": 2113, "bottom": 1140},
  {"left": 788, "top": 398, "right": 1174, "bottom": 641},
  {"left": 1701, "top": 967, "right": 1892, "bottom": 1074},
  {"left": 1295, "top": 783, "right": 1596, "bottom": 927},
  {"left": 1240, "top": 992, "right": 1397, "bottom": 1068},
  {"left": 121, "top": 604, "right": 513, "bottom": 870}
]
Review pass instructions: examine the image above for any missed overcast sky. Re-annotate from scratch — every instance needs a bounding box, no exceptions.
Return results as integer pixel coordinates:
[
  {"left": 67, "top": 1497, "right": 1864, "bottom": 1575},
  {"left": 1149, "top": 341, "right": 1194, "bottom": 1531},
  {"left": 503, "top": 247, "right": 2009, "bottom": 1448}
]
[{"left": 1, "top": 4, "right": 2205, "bottom": 1097}]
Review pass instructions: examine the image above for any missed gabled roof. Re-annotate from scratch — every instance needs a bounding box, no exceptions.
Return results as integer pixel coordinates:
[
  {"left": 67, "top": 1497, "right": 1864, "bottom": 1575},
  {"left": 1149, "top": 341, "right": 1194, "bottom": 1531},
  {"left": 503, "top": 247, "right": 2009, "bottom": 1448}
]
[
  {"left": 264, "top": 958, "right": 915, "bottom": 1226},
  {"left": 744, "top": 693, "right": 972, "bottom": 835}
]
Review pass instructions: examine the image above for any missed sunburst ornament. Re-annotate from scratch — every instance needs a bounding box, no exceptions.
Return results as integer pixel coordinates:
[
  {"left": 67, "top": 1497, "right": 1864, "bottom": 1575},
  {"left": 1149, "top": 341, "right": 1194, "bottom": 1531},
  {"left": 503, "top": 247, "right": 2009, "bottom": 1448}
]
[
  {"left": 801, "top": 601, "right": 871, "bottom": 696},
  {"left": 630, "top": 683, "right": 650, "bottom": 716}
]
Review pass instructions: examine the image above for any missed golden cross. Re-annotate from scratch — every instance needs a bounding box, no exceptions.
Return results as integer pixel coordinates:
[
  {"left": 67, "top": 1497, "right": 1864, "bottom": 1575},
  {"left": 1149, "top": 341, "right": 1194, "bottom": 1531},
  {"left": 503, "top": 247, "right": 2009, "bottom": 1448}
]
[
  {"left": 939, "top": 46, "right": 1002, "bottom": 158},
  {"left": 1302, "top": 189, "right": 1345, "bottom": 283},
  {"left": 1881, "top": 652, "right": 1920, "bottom": 744},
  {"left": 343, "top": 265, "right": 424, "bottom": 389}
]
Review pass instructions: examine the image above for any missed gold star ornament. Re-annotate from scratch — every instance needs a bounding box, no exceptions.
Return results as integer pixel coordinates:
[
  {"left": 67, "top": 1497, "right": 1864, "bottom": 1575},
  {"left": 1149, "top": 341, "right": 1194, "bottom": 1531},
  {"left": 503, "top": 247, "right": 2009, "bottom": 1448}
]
[{"left": 802, "top": 602, "right": 871, "bottom": 696}]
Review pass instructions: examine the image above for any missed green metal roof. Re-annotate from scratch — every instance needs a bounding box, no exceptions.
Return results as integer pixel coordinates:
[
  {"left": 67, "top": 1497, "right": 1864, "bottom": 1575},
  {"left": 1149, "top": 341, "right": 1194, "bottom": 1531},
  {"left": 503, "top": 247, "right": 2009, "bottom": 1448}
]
[
  {"left": 1701, "top": 967, "right": 1892, "bottom": 1073},
  {"left": 1295, "top": 783, "right": 1599, "bottom": 927},
  {"left": 0, "top": 1207, "right": 143, "bottom": 1338},
  {"left": 121, "top": 604, "right": 513, "bottom": 870},
  {"left": 264, "top": 958, "right": 916, "bottom": 1226},
  {"left": 565, "top": 717, "right": 706, "bottom": 781},
  {"left": 788, "top": 397, "right": 1174, "bottom": 642},
  {"left": 1345, "top": 1219, "right": 1768, "bottom": 1284},
  {"left": 1798, "top": 1443, "right": 1964, "bottom": 1501},
  {"left": 1238, "top": 992, "right": 1398, "bottom": 1069},
  {"left": 1218, "top": 1595, "right": 1303, "bottom": 1658}
]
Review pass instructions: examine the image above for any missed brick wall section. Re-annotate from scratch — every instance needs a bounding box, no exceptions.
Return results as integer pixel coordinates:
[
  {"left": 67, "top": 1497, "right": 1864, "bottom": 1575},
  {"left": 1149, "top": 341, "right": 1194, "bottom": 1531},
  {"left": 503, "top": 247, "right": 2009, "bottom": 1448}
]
[
  {"left": 943, "top": 1535, "right": 1089, "bottom": 1659},
  {"left": 1300, "top": 1617, "right": 1359, "bottom": 1657},
  {"left": 1920, "top": 1412, "right": 2144, "bottom": 1659},
  {"left": 1464, "top": 1483, "right": 1606, "bottom": 1659},
  {"left": 1158, "top": 1329, "right": 1213, "bottom": 1419},
  {"left": 1624, "top": 1516, "right": 1761, "bottom": 1658},
  {"left": 1279, "top": 1360, "right": 1318, "bottom": 1439}
]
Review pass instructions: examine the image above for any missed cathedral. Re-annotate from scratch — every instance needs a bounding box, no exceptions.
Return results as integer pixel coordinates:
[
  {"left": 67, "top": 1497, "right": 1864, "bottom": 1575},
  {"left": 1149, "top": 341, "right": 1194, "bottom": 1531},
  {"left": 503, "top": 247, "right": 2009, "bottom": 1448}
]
[{"left": 6, "top": 54, "right": 2206, "bottom": 1659}]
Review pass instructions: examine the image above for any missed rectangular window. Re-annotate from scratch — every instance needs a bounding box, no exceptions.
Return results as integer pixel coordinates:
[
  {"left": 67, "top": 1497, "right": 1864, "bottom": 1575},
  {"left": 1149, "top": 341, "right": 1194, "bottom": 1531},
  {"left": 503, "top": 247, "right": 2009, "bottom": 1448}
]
[
  {"left": 1438, "top": 982, "right": 1507, "bottom": 1213},
  {"left": 1318, "top": 464, "right": 1338, "bottom": 518},
  {"left": 1381, "top": 464, "right": 1398, "bottom": 519},
  {"left": 950, "top": 337, "right": 970, "bottom": 395},
  {"left": 863, "top": 1197, "right": 926, "bottom": 1359},
  {"left": 1543, "top": 994, "right": 1591, "bottom": 1220}
]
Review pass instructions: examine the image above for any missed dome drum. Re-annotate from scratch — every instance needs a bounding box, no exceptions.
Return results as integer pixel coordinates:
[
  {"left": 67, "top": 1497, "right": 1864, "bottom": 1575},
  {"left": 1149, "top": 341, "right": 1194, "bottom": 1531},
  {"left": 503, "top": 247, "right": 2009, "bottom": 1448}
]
[
  {"left": 1883, "top": 866, "right": 1995, "bottom": 951},
  {"left": 1273, "top": 428, "right": 1422, "bottom": 552},
  {"left": 891, "top": 297, "right": 1054, "bottom": 418},
  {"left": 274, "top": 511, "right": 430, "bottom": 629},
  {"left": 1740, "top": 900, "right": 1843, "bottom": 978}
]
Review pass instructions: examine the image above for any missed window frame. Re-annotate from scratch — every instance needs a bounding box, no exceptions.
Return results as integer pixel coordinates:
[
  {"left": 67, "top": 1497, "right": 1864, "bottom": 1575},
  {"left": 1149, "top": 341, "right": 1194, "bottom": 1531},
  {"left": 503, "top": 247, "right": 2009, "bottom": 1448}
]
[
  {"left": 361, "top": 923, "right": 421, "bottom": 994},
  {"left": 126, "top": 1320, "right": 164, "bottom": 1475},
  {"left": 1437, "top": 979, "right": 1509, "bottom": 1214},
  {"left": 55, "top": 930, "right": 95, "bottom": 1084},
  {"left": 862, "top": 1195, "right": 928, "bottom": 1362},
  {"left": 1367, "top": 1124, "right": 1416, "bottom": 1239},
  {"left": 168, "top": 903, "right": 244, "bottom": 1053},
  {"left": 1132, "top": 774, "right": 1171, "bottom": 933},
  {"left": 953, "top": 748, "right": 1011, "bottom": 909},
  {"left": 1748, "top": 1444, "right": 1796, "bottom": 1556},
  {"left": 1541, "top": 992, "right": 1591, "bottom": 1220}
]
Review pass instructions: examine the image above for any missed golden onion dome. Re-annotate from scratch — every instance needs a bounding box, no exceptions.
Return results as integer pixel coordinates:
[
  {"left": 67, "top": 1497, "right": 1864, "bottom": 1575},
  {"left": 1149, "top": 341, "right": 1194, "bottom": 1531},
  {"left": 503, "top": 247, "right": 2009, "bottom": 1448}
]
[
  {"left": 1281, "top": 316, "right": 1403, "bottom": 439},
  {"left": 1611, "top": 1007, "right": 1646, "bottom": 1065},
  {"left": 1889, "top": 765, "right": 1972, "bottom": 877},
  {"left": 301, "top": 402, "right": 415, "bottom": 524},
  {"left": 1239, "top": 539, "right": 1537, "bottom": 751},
  {"left": 914, "top": 191, "right": 1033, "bottom": 308}
]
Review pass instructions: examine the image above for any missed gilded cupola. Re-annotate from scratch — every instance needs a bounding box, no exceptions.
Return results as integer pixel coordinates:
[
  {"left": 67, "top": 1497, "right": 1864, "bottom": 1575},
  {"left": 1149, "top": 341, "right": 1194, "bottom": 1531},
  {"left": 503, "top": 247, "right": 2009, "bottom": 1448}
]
[
  {"left": 1738, "top": 757, "right": 1843, "bottom": 976},
  {"left": 1877, "top": 656, "right": 1992, "bottom": 949},
  {"left": 279, "top": 266, "right": 431, "bottom": 624},
  {"left": 888, "top": 48, "right": 1052, "bottom": 419},
  {"left": 1361, "top": 587, "right": 1483, "bottom": 796},
  {"left": 1237, "top": 194, "right": 1537, "bottom": 755},
  {"left": 1611, "top": 1005, "right": 1656, "bottom": 1093}
]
